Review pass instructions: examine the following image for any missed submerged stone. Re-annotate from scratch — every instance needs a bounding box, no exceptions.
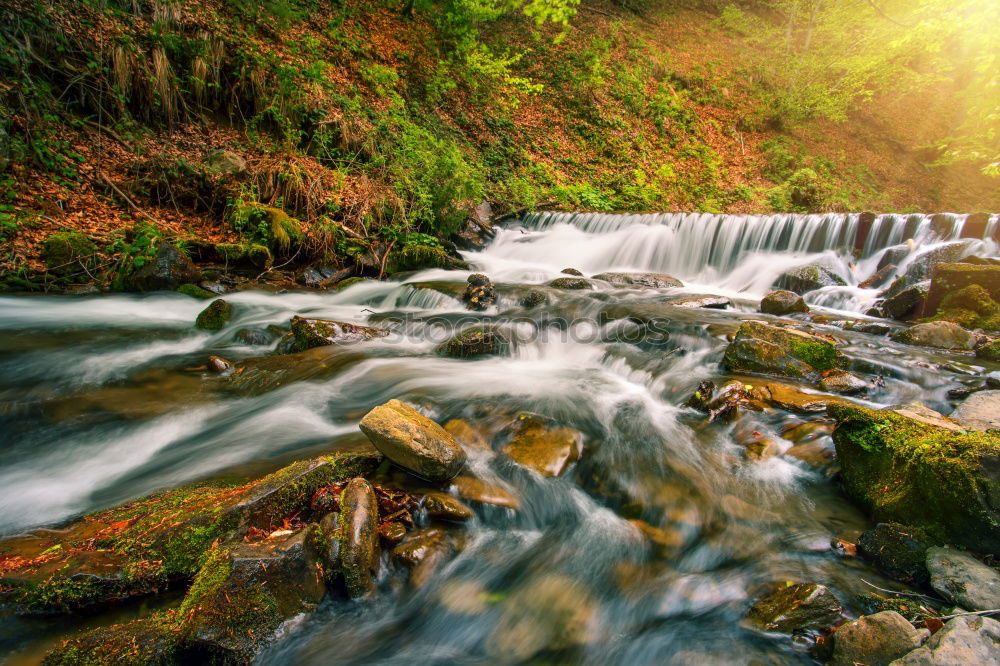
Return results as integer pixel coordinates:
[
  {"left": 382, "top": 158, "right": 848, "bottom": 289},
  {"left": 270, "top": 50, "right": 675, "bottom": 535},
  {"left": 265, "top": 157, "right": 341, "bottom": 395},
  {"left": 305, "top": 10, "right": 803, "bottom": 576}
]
[
  {"left": 450, "top": 474, "right": 520, "bottom": 511},
  {"left": 194, "top": 298, "right": 233, "bottom": 331},
  {"left": 338, "top": 478, "right": 380, "bottom": 598},
  {"left": 746, "top": 582, "right": 843, "bottom": 633},
  {"left": 591, "top": 271, "right": 683, "bottom": 288},
  {"left": 830, "top": 403, "right": 1000, "bottom": 554},
  {"left": 722, "top": 320, "right": 844, "bottom": 382},
  {"left": 830, "top": 611, "right": 928, "bottom": 666},
  {"left": 760, "top": 289, "right": 808, "bottom": 316},
  {"left": 547, "top": 276, "right": 593, "bottom": 290},
  {"left": 422, "top": 491, "right": 474, "bottom": 521},
  {"left": 498, "top": 413, "right": 584, "bottom": 477},
  {"left": 667, "top": 295, "right": 730, "bottom": 309},
  {"left": 359, "top": 399, "right": 466, "bottom": 482},
  {"left": 391, "top": 527, "right": 452, "bottom": 587},
  {"left": 890, "top": 321, "right": 976, "bottom": 350},
  {"left": 288, "top": 315, "right": 389, "bottom": 352}
]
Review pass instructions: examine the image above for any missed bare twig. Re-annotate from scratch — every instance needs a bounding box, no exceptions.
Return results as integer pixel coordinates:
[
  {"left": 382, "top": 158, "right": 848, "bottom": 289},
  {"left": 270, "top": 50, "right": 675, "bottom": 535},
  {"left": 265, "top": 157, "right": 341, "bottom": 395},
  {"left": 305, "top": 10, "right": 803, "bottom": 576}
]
[
  {"left": 937, "top": 609, "right": 1000, "bottom": 620},
  {"left": 377, "top": 239, "right": 396, "bottom": 280},
  {"left": 859, "top": 578, "right": 943, "bottom": 602},
  {"left": 97, "top": 172, "right": 158, "bottom": 223}
]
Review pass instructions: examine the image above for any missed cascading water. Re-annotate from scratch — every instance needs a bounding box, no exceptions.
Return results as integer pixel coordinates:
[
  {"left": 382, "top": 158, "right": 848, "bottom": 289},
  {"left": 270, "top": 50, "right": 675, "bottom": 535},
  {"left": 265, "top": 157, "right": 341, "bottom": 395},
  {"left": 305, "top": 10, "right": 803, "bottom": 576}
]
[{"left": 1, "top": 211, "right": 998, "bottom": 665}]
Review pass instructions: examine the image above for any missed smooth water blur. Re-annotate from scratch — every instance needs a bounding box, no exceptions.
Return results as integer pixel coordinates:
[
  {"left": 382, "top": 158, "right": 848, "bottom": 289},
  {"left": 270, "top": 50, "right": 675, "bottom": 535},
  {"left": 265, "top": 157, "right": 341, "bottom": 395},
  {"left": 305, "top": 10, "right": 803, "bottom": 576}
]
[{"left": 1, "top": 213, "right": 998, "bottom": 664}]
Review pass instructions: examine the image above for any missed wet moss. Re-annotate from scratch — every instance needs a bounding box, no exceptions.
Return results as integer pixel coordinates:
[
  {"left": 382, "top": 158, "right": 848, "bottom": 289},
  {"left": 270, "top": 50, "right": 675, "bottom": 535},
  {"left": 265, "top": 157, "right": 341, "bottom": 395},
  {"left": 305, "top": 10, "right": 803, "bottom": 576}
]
[
  {"left": 42, "top": 232, "right": 97, "bottom": 273},
  {"left": 333, "top": 276, "right": 367, "bottom": 290},
  {"left": 386, "top": 245, "right": 467, "bottom": 273},
  {"left": 175, "top": 283, "right": 215, "bottom": 299},
  {"left": 931, "top": 284, "right": 1000, "bottom": 330},
  {"left": 977, "top": 340, "right": 1000, "bottom": 362},
  {"left": 830, "top": 403, "right": 1000, "bottom": 553},
  {"left": 194, "top": 299, "right": 233, "bottom": 331},
  {"left": 43, "top": 612, "right": 181, "bottom": 665},
  {"left": 788, "top": 338, "right": 839, "bottom": 372}
]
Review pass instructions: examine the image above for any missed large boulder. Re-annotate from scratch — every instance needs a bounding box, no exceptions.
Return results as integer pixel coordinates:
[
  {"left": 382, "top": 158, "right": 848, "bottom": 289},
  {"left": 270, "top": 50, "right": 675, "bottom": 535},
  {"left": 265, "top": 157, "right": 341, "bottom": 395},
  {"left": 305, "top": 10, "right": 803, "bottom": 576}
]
[
  {"left": 0, "top": 450, "right": 381, "bottom": 613},
  {"left": 436, "top": 326, "right": 510, "bottom": 358},
  {"left": 285, "top": 315, "right": 389, "bottom": 352},
  {"left": 883, "top": 281, "right": 930, "bottom": 320},
  {"left": 591, "top": 271, "right": 683, "bottom": 288},
  {"left": 359, "top": 399, "right": 466, "bottom": 482},
  {"left": 181, "top": 526, "right": 326, "bottom": 660},
  {"left": 497, "top": 413, "right": 584, "bottom": 477},
  {"left": 925, "top": 263, "right": 1000, "bottom": 318},
  {"left": 338, "top": 478, "right": 380, "bottom": 598},
  {"left": 773, "top": 264, "right": 846, "bottom": 295},
  {"left": 127, "top": 242, "right": 201, "bottom": 291},
  {"left": 830, "top": 611, "right": 928, "bottom": 666},
  {"left": 890, "top": 321, "right": 976, "bottom": 350},
  {"left": 892, "top": 614, "right": 1000, "bottom": 664},
  {"left": 746, "top": 582, "right": 843, "bottom": 633},
  {"left": 722, "top": 320, "right": 844, "bottom": 382},
  {"left": 42, "top": 231, "right": 97, "bottom": 275},
  {"left": 760, "top": 289, "right": 808, "bottom": 316},
  {"left": 951, "top": 391, "right": 1000, "bottom": 431},
  {"left": 929, "top": 284, "right": 1000, "bottom": 331},
  {"left": 857, "top": 523, "right": 940, "bottom": 586},
  {"left": 901, "top": 240, "right": 976, "bottom": 286},
  {"left": 830, "top": 403, "right": 1000, "bottom": 554},
  {"left": 926, "top": 546, "right": 1000, "bottom": 612}
]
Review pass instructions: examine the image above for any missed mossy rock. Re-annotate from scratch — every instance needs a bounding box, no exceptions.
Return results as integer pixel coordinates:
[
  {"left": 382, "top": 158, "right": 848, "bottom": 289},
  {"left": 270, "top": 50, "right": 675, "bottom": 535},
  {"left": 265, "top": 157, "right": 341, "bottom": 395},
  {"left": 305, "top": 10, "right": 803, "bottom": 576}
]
[
  {"left": 42, "top": 613, "right": 181, "bottom": 665},
  {"left": 547, "top": 276, "right": 593, "bottom": 290},
  {"left": 830, "top": 402, "right": 1000, "bottom": 554},
  {"left": 926, "top": 263, "right": 1000, "bottom": 317},
  {"left": 216, "top": 243, "right": 245, "bottom": 262},
  {"left": 857, "top": 522, "right": 941, "bottom": 586},
  {"left": 288, "top": 316, "right": 389, "bottom": 352},
  {"left": 195, "top": 299, "right": 233, "bottom": 331},
  {"left": 722, "top": 320, "right": 843, "bottom": 381},
  {"left": 977, "top": 340, "right": 1000, "bottom": 363},
  {"left": 773, "top": 265, "right": 846, "bottom": 295},
  {"left": 247, "top": 243, "right": 272, "bottom": 269},
  {"left": 386, "top": 245, "right": 468, "bottom": 273},
  {"left": 0, "top": 450, "right": 382, "bottom": 614},
  {"left": 42, "top": 232, "right": 97, "bottom": 274},
  {"left": 175, "top": 283, "right": 215, "bottom": 300},
  {"left": 333, "top": 276, "right": 367, "bottom": 290},
  {"left": 930, "top": 284, "right": 1000, "bottom": 330},
  {"left": 436, "top": 326, "right": 510, "bottom": 358}
]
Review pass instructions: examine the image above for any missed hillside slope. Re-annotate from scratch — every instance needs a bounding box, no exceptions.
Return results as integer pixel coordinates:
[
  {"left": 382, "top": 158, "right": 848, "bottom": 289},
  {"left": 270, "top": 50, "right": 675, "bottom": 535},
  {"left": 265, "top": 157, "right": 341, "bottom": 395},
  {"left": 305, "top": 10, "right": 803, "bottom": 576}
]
[{"left": 0, "top": 0, "right": 996, "bottom": 291}]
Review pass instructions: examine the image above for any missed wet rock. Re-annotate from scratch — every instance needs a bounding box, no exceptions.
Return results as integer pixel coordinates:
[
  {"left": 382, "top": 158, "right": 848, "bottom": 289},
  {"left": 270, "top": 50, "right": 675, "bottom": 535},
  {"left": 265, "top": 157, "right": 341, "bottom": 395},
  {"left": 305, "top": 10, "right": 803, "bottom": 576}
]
[
  {"left": 830, "top": 403, "right": 1000, "bottom": 554},
  {"left": 830, "top": 611, "right": 928, "bottom": 666},
  {"left": 547, "top": 276, "right": 593, "bottom": 290},
  {"left": 705, "top": 380, "right": 766, "bottom": 422},
  {"left": 127, "top": 242, "right": 201, "bottom": 291},
  {"left": 202, "top": 148, "right": 247, "bottom": 175},
  {"left": 450, "top": 474, "right": 520, "bottom": 510},
  {"left": 888, "top": 403, "right": 965, "bottom": 432},
  {"left": 338, "top": 478, "right": 380, "bottom": 597},
  {"left": 498, "top": 413, "right": 584, "bottom": 477},
  {"left": 437, "top": 579, "right": 490, "bottom": 615},
  {"left": 422, "top": 492, "right": 474, "bottom": 521},
  {"left": 883, "top": 281, "right": 930, "bottom": 320},
  {"left": 317, "top": 512, "right": 341, "bottom": 578},
  {"left": 820, "top": 369, "right": 869, "bottom": 395},
  {"left": 233, "top": 327, "right": 274, "bottom": 346},
  {"left": 199, "top": 280, "right": 226, "bottom": 295},
  {"left": 903, "top": 240, "right": 976, "bottom": 285},
  {"left": 927, "top": 546, "right": 1000, "bottom": 611},
  {"left": 890, "top": 321, "right": 976, "bottom": 350},
  {"left": 742, "top": 437, "right": 781, "bottom": 462},
  {"left": 436, "top": 326, "right": 510, "bottom": 358},
  {"left": 462, "top": 273, "right": 496, "bottom": 311},
  {"left": 857, "top": 523, "right": 939, "bottom": 586},
  {"left": 195, "top": 298, "right": 233, "bottom": 331},
  {"left": 760, "top": 289, "right": 809, "bottom": 316},
  {"left": 925, "top": 263, "right": 1000, "bottom": 320},
  {"left": 443, "top": 419, "right": 491, "bottom": 451},
  {"left": 684, "top": 379, "right": 716, "bottom": 412},
  {"left": 451, "top": 202, "right": 495, "bottom": 251},
  {"left": 182, "top": 526, "right": 326, "bottom": 660},
  {"left": 773, "top": 264, "right": 846, "bottom": 295},
  {"left": 931, "top": 284, "right": 1000, "bottom": 331},
  {"left": 42, "top": 614, "right": 181, "bottom": 665},
  {"left": 592, "top": 271, "right": 683, "bottom": 288},
  {"left": 378, "top": 522, "right": 407, "bottom": 546},
  {"left": 561, "top": 267, "right": 583, "bottom": 276},
  {"left": 487, "top": 575, "right": 599, "bottom": 661},
  {"left": 759, "top": 381, "right": 848, "bottom": 412},
  {"left": 977, "top": 339, "right": 1000, "bottom": 362},
  {"left": 892, "top": 614, "right": 1000, "bottom": 664},
  {"left": 859, "top": 264, "right": 898, "bottom": 289},
  {"left": 359, "top": 399, "right": 466, "bottom": 482},
  {"left": 386, "top": 245, "right": 468, "bottom": 274},
  {"left": 746, "top": 582, "right": 843, "bottom": 633},
  {"left": 667, "top": 294, "right": 730, "bottom": 309},
  {"left": 722, "top": 320, "right": 844, "bottom": 382},
  {"left": 518, "top": 289, "right": 547, "bottom": 308},
  {"left": 207, "top": 355, "right": 232, "bottom": 373},
  {"left": 299, "top": 265, "right": 353, "bottom": 288},
  {"left": 852, "top": 321, "right": 892, "bottom": 336},
  {"left": 288, "top": 315, "right": 389, "bottom": 352},
  {"left": 951, "top": 391, "right": 1000, "bottom": 431},
  {"left": 785, "top": 440, "right": 835, "bottom": 468},
  {"left": 878, "top": 243, "right": 912, "bottom": 271},
  {"left": 176, "top": 283, "right": 216, "bottom": 299},
  {"left": 392, "top": 527, "right": 452, "bottom": 587},
  {"left": 229, "top": 345, "right": 366, "bottom": 396}
]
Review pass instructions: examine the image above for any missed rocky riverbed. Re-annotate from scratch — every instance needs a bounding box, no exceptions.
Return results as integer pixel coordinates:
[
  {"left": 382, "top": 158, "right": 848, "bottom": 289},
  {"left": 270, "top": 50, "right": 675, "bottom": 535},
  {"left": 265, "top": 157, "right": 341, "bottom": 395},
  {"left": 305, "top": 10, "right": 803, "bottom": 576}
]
[{"left": 3, "top": 213, "right": 1000, "bottom": 664}]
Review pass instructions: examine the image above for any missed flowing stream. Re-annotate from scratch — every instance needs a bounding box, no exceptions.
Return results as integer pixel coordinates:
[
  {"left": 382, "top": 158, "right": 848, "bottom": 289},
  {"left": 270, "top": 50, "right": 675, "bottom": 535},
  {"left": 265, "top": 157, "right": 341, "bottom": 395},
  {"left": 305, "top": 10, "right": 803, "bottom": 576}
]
[{"left": 1, "top": 212, "right": 998, "bottom": 664}]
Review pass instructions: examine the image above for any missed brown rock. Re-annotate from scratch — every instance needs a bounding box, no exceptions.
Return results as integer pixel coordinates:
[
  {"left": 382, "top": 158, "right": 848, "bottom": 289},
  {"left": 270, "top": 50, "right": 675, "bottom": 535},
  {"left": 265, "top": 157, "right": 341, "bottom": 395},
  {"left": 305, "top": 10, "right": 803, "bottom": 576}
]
[
  {"left": 450, "top": 474, "right": 521, "bottom": 510},
  {"left": 359, "top": 399, "right": 467, "bottom": 482},
  {"left": 443, "top": 419, "right": 491, "bottom": 450},
  {"left": 422, "top": 492, "right": 474, "bottom": 521},
  {"left": 747, "top": 582, "right": 843, "bottom": 633},
  {"left": 831, "top": 611, "right": 928, "bottom": 665},
  {"left": 338, "top": 478, "right": 380, "bottom": 597},
  {"left": 498, "top": 413, "right": 584, "bottom": 477}
]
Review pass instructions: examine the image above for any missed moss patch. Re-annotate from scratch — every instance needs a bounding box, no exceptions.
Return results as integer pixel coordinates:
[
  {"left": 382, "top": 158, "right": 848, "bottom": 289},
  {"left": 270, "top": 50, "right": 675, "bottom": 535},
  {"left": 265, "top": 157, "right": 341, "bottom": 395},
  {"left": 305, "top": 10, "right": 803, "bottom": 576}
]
[
  {"left": 42, "top": 232, "right": 97, "bottom": 273},
  {"left": 830, "top": 403, "right": 1000, "bottom": 554},
  {"left": 194, "top": 299, "right": 233, "bottom": 331},
  {"left": 175, "top": 283, "right": 215, "bottom": 299}
]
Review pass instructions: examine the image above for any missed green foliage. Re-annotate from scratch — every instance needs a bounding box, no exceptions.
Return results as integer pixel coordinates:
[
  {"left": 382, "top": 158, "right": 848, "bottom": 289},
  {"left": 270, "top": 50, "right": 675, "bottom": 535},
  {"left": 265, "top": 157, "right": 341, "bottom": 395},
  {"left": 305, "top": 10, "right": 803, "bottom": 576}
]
[{"left": 227, "top": 193, "right": 304, "bottom": 252}]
